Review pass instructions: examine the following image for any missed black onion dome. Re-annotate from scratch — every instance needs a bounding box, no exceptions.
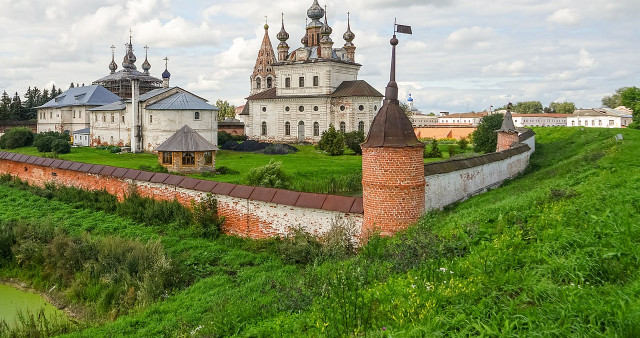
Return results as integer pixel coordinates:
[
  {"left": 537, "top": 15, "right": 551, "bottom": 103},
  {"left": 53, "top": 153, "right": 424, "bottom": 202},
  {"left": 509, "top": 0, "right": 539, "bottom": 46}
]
[
  {"left": 109, "top": 59, "right": 118, "bottom": 73},
  {"left": 277, "top": 21, "right": 289, "bottom": 41},
  {"left": 162, "top": 68, "right": 171, "bottom": 79},
  {"left": 307, "top": 0, "right": 324, "bottom": 21},
  {"left": 343, "top": 17, "right": 355, "bottom": 42},
  {"left": 142, "top": 58, "right": 151, "bottom": 73}
]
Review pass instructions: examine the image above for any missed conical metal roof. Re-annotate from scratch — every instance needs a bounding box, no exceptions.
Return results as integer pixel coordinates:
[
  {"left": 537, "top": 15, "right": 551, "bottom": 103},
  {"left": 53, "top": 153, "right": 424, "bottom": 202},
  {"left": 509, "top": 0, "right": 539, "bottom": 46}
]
[
  {"left": 361, "top": 34, "right": 422, "bottom": 149},
  {"left": 497, "top": 109, "right": 517, "bottom": 133}
]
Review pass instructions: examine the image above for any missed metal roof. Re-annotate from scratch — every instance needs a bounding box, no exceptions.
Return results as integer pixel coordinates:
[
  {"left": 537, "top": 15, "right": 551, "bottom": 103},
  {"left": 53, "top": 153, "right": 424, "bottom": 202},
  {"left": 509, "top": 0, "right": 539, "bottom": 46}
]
[
  {"left": 93, "top": 69, "right": 163, "bottom": 84},
  {"left": 362, "top": 99, "right": 423, "bottom": 149},
  {"left": 573, "top": 108, "right": 633, "bottom": 118},
  {"left": 138, "top": 87, "right": 174, "bottom": 101},
  {"left": 73, "top": 128, "right": 90, "bottom": 134},
  {"left": 156, "top": 125, "right": 218, "bottom": 152},
  {"left": 36, "top": 85, "right": 121, "bottom": 109},
  {"left": 89, "top": 100, "right": 126, "bottom": 111},
  {"left": 331, "top": 80, "right": 383, "bottom": 98},
  {"left": 496, "top": 110, "right": 517, "bottom": 133},
  {"left": 145, "top": 91, "right": 218, "bottom": 111}
]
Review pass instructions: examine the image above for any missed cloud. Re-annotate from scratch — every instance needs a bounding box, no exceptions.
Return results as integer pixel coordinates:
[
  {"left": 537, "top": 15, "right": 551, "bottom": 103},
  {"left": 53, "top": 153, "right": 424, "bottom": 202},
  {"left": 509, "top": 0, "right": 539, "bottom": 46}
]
[
  {"left": 547, "top": 8, "right": 580, "bottom": 25},
  {"left": 445, "top": 26, "right": 495, "bottom": 50},
  {"left": 482, "top": 61, "right": 527, "bottom": 76}
]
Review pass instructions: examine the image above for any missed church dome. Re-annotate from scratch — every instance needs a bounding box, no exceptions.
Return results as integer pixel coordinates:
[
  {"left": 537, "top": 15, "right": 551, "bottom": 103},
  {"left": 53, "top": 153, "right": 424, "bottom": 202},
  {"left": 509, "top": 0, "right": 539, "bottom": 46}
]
[
  {"left": 301, "top": 34, "right": 308, "bottom": 46},
  {"left": 109, "top": 59, "right": 118, "bottom": 73},
  {"left": 277, "top": 21, "right": 289, "bottom": 41},
  {"left": 162, "top": 68, "right": 171, "bottom": 79},
  {"left": 320, "top": 19, "right": 332, "bottom": 36},
  {"left": 307, "top": 0, "right": 324, "bottom": 21},
  {"left": 343, "top": 17, "right": 355, "bottom": 42},
  {"left": 142, "top": 58, "right": 151, "bottom": 73},
  {"left": 407, "top": 94, "right": 413, "bottom": 102}
]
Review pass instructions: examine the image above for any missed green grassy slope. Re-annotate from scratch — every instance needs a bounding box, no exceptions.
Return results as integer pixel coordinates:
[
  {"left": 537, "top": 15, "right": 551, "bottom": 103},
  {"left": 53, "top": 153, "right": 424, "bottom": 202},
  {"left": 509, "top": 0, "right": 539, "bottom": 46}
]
[{"left": 1, "top": 127, "right": 639, "bottom": 336}]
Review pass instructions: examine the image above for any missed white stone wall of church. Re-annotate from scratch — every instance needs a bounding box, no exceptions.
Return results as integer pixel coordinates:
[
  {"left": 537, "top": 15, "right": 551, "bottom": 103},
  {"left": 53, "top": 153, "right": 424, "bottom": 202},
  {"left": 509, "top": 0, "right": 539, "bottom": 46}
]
[
  {"left": 141, "top": 109, "right": 217, "bottom": 151},
  {"left": 424, "top": 140, "right": 534, "bottom": 210},
  {"left": 37, "top": 107, "right": 90, "bottom": 134},
  {"left": 275, "top": 62, "right": 360, "bottom": 97}
]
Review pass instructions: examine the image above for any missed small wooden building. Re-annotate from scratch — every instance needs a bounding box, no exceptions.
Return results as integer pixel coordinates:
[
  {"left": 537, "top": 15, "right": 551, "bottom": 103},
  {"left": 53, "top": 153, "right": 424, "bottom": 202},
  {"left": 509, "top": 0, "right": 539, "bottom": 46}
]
[{"left": 156, "top": 125, "right": 217, "bottom": 173}]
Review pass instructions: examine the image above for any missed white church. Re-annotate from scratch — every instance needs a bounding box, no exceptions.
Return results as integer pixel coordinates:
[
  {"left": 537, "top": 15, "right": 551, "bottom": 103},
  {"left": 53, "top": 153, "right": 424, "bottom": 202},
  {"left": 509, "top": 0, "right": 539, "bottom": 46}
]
[{"left": 238, "top": 0, "right": 383, "bottom": 142}]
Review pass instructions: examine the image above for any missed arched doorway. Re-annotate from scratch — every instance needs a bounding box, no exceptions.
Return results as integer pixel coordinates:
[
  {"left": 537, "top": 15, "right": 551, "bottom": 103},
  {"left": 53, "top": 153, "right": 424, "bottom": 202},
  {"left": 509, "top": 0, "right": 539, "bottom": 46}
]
[{"left": 298, "top": 121, "right": 305, "bottom": 142}]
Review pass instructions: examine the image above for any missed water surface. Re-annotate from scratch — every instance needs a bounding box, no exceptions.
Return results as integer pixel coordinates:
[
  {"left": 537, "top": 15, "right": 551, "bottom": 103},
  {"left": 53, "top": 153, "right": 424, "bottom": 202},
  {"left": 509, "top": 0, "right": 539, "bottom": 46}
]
[{"left": 0, "top": 284, "right": 67, "bottom": 328}]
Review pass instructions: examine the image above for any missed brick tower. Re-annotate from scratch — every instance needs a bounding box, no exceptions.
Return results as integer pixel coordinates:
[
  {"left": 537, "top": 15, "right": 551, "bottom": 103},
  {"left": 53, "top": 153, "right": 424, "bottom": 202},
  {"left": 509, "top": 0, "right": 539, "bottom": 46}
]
[
  {"left": 496, "top": 103, "right": 519, "bottom": 152},
  {"left": 361, "top": 33, "right": 425, "bottom": 238},
  {"left": 250, "top": 21, "right": 277, "bottom": 95}
]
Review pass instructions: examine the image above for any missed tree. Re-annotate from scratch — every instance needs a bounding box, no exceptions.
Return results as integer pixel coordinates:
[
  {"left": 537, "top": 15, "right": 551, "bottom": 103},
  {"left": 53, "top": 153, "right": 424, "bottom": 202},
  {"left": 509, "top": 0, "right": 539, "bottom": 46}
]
[
  {"left": 602, "top": 87, "right": 627, "bottom": 108},
  {"left": 548, "top": 102, "right": 576, "bottom": 115},
  {"left": 215, "top": 99, "right": 236, "bottom": 121},
  {"left": 317, "top": 125, "right": 345, "bottom": 156},
  {"left": 424, "top": 139, "right": 442, "bottom": 158},
  {"left": 400, "top": 102, "right": 412, "bottom": 117},
  {"left": 620, "top": 87, "right": 640, "bottom": 128},
  {"left": 472, "top": 113, "right": 504, "bottom": 153},
  {"left": 513, "top": 101, "right": 543, "bottom": 114},
  {"left": 344, "top": 131, "right": 364, "bottom": 155}
]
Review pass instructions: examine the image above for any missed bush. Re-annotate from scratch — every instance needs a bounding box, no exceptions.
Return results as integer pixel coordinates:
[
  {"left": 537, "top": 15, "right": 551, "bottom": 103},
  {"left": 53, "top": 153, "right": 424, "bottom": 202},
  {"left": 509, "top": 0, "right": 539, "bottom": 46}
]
[
  {"left": 424, "top": 139, "right": 442, "bottom": 158},
  {"left": 218, "top": 131, "right": 233, "bottom": 146},
  {"left": 344, "top": 131, "right": 364, "bottom": 155},
  {"left": 138, "top": 164, "right": 169, "bottom": 173},
  {"left": 216, "top": 166, "right": 240, "bottom": 175},
  {"left": 245, "top": 159, "right": 292, "bottom": 189},
  {"left": 458, "top": 137, "right": 469, "bottom": 150},
  {"left": 51, "top": 139, "right": 71, "bottom": 154},
  {"left": 220, "top": 140, "right": 239, "bottom": 150},
  {"left": 317, "top": 125, "right": 345, "bottom": 156},
  {"left": 0, "top": 128, "right": 34, "bottom": 149},
  {"left": 232, "top": 134, "right": 248, "bottom": 142},
  {"left": 33, "top": 131, "right": 70, "bottom": 144},
  {"left": 34, "top": 135, "right": 56, "bottom": 152},
  {"left": 448, "top": 145, "right": 456, "bottom": 157},
  {"left": 109, "top": 146, "right": 121, "bottom": 153},
  {"left": 191, "top": 194, "right": 225, "bottom": 239},
  {"left": 472, "top": 113, "right": 504, "bottom": 153}
]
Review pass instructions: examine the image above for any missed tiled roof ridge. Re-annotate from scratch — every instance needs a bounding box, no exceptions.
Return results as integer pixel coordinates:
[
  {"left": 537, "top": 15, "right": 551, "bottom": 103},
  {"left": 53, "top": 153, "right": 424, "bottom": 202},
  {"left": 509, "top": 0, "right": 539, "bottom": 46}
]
[{"left": 0, "top": 151, "right": 363, "bottom": 214}]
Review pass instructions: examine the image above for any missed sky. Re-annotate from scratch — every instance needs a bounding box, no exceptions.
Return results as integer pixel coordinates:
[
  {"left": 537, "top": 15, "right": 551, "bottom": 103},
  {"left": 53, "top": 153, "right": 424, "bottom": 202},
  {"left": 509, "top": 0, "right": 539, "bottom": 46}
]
[{"left": 1, "top": 0, "right": 639, "bottom": 114}]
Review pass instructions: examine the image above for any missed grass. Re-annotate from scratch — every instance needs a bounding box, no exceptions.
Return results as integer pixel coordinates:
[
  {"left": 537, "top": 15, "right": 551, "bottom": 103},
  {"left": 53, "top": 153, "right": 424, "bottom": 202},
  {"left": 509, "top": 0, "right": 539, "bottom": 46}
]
[
  {"left": 5, "top": 145, "right": 364, "bottom": 193},
  {"left": 1, "top": 127, "right": 639, "bottom": 336}
]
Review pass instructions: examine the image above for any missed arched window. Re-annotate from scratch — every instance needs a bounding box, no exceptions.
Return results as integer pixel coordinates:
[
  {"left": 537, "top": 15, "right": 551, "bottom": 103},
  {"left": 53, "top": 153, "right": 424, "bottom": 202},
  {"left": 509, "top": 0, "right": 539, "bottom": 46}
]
[
  {"left": 358, "top": 121, "right": 365, "bottom": 133},
  {"left": 340, "top": 122, "right": 346, "bottom": 133},
  {"left": 182, "top": 152, "right": 195, "bottom": 166},
  {"left": 261, "top": 121, "right": 267, "bottom": 135},
  {"left": 285, "top": 122, "right": 291, "bottom": 136},
  {"left": 256, "top": 77, "right": 261, "bottom": 89},
  {"left": 194, "top": 111, "right": 200, "bottom": 120},
  {"left": 314, "top": 122, "right": 320, "bottom": 136},
  {"left": 267, "top": 77, "right": 272, "bottom": 88}
]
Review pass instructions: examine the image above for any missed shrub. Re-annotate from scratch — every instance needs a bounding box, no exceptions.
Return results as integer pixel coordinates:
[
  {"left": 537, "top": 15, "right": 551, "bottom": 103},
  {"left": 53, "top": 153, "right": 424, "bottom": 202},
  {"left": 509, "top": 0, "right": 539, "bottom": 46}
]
[
  {"left": 218, "top": 131, "right": 233, "bottom": 146},
  {"left": 34, "top": 135, "right": 56, "bottom": 152},
  {"left": 472, "top": 113, "right": 504, "bottom": 153},
  {"left": 344, "top": 131, "right": 364, "bottom": 155},
  {"left": 138, "top": 164, "right": 169, "bottom": 173},
  {"left": 232, "top": 134, "right": 248, "bottom": 142},
  {"left": 0, "top": 127, "right": 34, "bottom": 149},
  {"left": 109, "top": 146, "right": 121, "bottom": 153},
  {"left": 51, "top": 139, "right": 71, "bottom": 154},
  {"left": 458, "top": 137, "right": 469, "bottom": 150},
  {"left": 216, "top": 166, "right": 240, "bottom": 175},
  {"left": 33, "top": 131, "right": 70, "bottom": 144},
  {"left": 191, "top": 194, "right": 225, "bottom": 239},
  {"left": 448, "top": 145, "right": 456, "bottom": 157},
  {"left": 245, "top": 160, "right": 292, "bottom": 189},
  {"left": 317, "top": 125, "right": 345, "bottom": 156},
  {"left": 424, "top": 139, "right": 442, "bottom": 158}
]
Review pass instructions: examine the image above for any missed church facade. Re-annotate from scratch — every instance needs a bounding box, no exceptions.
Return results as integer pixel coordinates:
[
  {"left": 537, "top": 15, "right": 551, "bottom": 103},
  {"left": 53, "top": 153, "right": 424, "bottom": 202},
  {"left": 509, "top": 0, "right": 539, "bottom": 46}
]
[{"left": 239, "top": 0, "right": 382, "bottom": 142}]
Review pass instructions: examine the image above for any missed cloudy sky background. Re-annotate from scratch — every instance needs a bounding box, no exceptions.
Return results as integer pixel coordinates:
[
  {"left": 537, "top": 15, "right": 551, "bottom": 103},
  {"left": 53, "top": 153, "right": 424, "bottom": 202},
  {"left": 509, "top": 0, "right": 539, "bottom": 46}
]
[{"left": 1, "top": 0, "right": 639, "bottom": 113}]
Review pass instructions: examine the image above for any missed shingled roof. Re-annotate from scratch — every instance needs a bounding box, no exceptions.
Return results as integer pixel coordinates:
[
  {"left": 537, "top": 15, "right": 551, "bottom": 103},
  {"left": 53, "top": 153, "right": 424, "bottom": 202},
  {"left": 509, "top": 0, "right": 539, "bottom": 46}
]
[
  {"left": 331, "top": 80, "right": 383, "bottom": 98},
  {"left": 156, "top": 125, "right": 218, "bottom": 152}
]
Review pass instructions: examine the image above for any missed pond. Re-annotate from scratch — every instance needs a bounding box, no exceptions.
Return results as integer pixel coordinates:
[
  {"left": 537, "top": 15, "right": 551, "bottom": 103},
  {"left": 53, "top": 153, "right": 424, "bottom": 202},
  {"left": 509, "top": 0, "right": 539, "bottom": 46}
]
[{"left": 0, "top": 284, "right": 68, "bottom": 328}]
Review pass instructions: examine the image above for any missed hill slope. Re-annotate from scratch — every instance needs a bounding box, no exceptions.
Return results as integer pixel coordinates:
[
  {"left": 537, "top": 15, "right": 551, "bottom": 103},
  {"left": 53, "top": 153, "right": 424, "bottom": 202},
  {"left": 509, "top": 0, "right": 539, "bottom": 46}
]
[{"left": 1, "top": 127, "right": 638, "bottom": 336}]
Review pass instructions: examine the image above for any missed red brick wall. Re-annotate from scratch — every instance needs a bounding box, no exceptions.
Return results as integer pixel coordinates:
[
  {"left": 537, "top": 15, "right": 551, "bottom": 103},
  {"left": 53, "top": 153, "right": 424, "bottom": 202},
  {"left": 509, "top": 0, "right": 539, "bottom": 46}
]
[
  {"left": 496, "top": 132, "right": 519, "bottom": 152},
  {"left": 0, "top": 155, "right": 363, "bottom": 240},
  {"left": 361, "top": 147, "right": 425, "bottom": 237}
]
